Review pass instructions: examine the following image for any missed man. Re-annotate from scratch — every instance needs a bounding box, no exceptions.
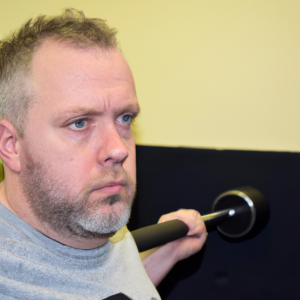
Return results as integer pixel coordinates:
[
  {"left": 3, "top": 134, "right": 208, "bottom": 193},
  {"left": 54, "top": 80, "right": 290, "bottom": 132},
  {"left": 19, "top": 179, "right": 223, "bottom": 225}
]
[{"left": 0, "top": 9, "right": 206, "bottom": 299}]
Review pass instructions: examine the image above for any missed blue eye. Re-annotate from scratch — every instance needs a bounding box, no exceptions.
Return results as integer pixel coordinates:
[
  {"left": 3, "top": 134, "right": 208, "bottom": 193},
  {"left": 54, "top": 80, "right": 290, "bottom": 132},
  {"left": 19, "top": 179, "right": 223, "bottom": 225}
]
[
  {"left": 121, "top": 115, "right": 132, "bottom": 124},
  {"left": 71, "top": 119, "right": 86, "bottom": 129}
]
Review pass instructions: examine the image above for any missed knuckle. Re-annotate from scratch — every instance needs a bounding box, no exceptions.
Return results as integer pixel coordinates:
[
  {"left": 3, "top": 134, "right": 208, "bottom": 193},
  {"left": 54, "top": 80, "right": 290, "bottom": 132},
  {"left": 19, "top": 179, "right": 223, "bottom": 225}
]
[{"left": 189, "top": 209, "right": 201, "bottom": 220}]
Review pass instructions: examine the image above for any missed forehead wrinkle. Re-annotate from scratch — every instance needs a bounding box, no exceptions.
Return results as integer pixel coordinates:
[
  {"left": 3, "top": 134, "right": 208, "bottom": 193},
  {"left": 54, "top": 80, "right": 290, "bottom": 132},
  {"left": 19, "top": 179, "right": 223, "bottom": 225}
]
[
  {"left": 69, "top": 75, "right": 131, "bottom": 91},
  {"left": 66, "top": 72, "right": 133, "bottom": 102},
  {"left": 105, "top": 94, "right": 111, "bottom": 110}
]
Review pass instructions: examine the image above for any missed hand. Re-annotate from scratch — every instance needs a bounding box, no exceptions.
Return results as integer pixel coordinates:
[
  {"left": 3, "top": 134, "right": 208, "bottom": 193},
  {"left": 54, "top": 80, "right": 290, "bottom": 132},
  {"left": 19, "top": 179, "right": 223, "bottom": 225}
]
[
  {"left": 158, "top": 209, "right": 207, "bottom": 262},
  {"left": 141, "top": 209, "right": 207, "bottom": 286}
]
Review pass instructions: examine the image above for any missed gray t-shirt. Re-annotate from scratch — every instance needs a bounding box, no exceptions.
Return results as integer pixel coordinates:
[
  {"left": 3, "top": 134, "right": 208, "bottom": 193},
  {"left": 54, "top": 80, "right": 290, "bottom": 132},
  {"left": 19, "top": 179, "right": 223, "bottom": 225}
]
[{"left": 0, "top": 203, "right": 160, "bottom": 300}]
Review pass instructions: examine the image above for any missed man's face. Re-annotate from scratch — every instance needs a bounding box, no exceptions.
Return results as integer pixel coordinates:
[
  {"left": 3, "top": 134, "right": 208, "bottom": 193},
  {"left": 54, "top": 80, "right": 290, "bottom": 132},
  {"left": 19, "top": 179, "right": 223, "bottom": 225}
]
[{"left": 19, "top": 41, "right": 139, "bottom": 239}]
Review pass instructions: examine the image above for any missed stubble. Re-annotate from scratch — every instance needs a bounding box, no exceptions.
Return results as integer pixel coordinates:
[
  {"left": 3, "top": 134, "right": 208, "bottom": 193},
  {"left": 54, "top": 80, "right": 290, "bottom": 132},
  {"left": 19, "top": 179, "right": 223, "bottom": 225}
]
[{"left": 19, "top": 148, "right": 135, "bottom": 240}]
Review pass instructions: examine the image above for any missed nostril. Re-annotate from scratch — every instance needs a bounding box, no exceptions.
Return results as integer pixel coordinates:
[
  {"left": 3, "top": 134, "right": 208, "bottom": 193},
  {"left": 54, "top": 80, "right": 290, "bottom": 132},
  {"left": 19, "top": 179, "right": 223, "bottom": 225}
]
[{"left": 102, "top": 149, "right": 128, "bottom": 165}]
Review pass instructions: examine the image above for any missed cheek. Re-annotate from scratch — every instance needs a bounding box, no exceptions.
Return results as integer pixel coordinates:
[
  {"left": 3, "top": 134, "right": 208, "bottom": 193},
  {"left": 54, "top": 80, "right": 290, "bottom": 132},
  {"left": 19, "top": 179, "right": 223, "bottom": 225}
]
[
  {"left": 24, "top": 141, "right": 92, "bottom": 193},
  {"left": 52, "top": 150, "right": 97, "bottom": 193},
  {"left": 22, "top": 122, "right": 137, "bottom": 190}
]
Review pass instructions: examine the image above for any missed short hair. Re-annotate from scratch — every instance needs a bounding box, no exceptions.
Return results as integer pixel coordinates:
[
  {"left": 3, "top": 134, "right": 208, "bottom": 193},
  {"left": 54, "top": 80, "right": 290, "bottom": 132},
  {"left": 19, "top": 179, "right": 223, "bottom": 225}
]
[{"left": 0, "top": 8, "right": 118, "bottom": 137}]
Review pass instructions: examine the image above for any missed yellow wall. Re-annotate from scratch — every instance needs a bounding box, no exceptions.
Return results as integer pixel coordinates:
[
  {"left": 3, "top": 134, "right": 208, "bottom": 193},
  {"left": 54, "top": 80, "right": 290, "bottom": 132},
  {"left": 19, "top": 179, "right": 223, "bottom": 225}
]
[{"left": 1, "top": 1, "right": 300, "bottom": 151}]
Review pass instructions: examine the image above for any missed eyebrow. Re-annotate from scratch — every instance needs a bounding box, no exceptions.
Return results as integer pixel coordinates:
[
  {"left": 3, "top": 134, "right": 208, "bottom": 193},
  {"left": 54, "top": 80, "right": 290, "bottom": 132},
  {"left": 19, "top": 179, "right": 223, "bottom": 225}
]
[
  {"left": 121, "top": 104, "right": 140, "bottom": 115},
  {"left": 53, "top": 103, "right": 140, "bottom": 123}
]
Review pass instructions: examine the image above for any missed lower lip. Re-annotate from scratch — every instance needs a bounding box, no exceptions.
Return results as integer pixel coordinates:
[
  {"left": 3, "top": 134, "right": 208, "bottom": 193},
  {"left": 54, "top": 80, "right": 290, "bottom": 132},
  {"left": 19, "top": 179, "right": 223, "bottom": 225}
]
[{"left": 96, "top": 185, "right": 123, "bottom": 194}]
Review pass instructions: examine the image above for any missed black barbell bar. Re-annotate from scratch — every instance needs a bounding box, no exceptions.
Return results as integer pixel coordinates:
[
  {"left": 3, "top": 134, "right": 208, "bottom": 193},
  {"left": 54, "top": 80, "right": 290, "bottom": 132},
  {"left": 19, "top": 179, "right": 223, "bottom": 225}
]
[{"left": 131, "top": 186, "right": 270, "bottom": 252}]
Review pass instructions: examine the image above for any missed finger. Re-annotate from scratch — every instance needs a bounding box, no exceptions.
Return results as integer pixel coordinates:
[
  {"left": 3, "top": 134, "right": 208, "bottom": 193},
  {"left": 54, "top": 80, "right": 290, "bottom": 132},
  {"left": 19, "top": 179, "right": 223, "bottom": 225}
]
[{"left": 158, "top": 209, "right": 206, "bottom": 236}]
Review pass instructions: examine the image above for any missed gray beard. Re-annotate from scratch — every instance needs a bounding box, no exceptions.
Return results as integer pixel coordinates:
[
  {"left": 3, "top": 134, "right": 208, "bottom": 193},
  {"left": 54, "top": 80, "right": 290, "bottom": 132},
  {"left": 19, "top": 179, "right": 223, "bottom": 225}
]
[{"left": 20, "top": 150, "right": 135, "bottom": 240}]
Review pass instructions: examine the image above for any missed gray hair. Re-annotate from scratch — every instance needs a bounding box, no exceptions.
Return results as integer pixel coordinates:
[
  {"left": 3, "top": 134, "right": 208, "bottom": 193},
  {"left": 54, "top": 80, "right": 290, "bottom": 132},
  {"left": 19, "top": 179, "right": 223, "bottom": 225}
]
[{"left": 0, "top": 8, "right": 118, "bottom": 137}]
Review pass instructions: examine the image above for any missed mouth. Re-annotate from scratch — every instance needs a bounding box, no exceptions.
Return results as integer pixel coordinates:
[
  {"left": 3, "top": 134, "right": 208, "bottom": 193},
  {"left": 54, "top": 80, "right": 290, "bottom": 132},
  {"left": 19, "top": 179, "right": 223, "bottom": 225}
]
[
  {"left": 99, "top": 184, "right": 123, "bottom": 194},
  {"left": 92, "top": 178, "right": 127, "bottom": 195}
]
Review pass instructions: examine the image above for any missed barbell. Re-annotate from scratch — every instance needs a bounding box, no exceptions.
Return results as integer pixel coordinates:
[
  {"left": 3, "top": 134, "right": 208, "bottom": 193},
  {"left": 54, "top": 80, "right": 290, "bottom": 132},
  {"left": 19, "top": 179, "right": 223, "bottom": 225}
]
[{"left": 131, "top": 186, "right": 270, "bottom": 252}]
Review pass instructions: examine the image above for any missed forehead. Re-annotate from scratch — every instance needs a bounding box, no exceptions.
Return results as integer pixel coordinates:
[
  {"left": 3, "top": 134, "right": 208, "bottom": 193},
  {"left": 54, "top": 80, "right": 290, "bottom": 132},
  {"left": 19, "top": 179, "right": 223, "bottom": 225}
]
[{"left": 29, "top": 40, "right": 137, "bottom": 115}]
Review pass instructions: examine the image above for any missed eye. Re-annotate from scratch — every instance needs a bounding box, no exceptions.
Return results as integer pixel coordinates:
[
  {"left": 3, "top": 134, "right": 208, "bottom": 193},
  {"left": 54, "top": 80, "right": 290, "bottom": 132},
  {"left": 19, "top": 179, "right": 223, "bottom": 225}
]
[
  {"left": 69, "top": 119, "right": 86, "bottom": 130},
  {"left": 121, "top": 114, "right": 132, "bottom": 124}
]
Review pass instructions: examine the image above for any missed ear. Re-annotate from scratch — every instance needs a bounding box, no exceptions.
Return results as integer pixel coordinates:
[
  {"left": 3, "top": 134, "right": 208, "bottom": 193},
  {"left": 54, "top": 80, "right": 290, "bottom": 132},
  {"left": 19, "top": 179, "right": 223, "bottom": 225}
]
[{"left": 0, "top": 120, "right": 21, "bottom": 173}]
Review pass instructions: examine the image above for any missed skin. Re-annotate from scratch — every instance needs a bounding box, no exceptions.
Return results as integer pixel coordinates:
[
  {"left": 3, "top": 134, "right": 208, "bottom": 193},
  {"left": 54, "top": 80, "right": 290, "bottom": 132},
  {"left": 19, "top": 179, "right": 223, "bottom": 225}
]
[
  {"left": 141, "top": 209, "right": 207, "bottom": 286},
  {"left": 0, "top": 40, "right": 207, "bottom": 285},
  {"left": 0, "top": 40, "right": 138, "bottom": 249}
]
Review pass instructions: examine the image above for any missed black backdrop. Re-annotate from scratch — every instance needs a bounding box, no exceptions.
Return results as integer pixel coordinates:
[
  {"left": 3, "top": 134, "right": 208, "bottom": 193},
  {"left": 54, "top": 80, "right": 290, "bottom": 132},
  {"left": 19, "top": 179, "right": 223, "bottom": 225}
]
[{"left": 127, "top": 145, "right": 300, "bottom": 300}]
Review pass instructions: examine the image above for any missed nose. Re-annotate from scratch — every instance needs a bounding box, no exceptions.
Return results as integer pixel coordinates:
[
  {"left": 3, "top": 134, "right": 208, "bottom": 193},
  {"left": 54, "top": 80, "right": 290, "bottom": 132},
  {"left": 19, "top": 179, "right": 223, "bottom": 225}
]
[{"left": 97, "top": 125, "right": 128, "bottom": 166}]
